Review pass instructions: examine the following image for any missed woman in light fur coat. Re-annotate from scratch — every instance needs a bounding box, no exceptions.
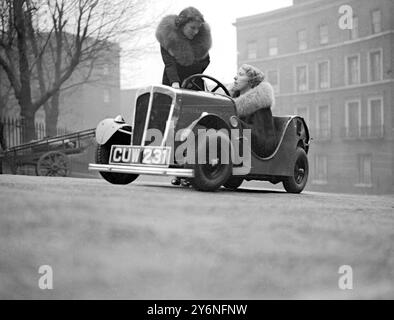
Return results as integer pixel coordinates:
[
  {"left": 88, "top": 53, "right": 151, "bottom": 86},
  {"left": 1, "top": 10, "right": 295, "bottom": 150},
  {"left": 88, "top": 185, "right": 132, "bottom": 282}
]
[
  {"left": 230, "top": 64, "right": 277, "bottom": 157},
  {"left": 155, "top": 7, "right": 212, "bottom": 90}
]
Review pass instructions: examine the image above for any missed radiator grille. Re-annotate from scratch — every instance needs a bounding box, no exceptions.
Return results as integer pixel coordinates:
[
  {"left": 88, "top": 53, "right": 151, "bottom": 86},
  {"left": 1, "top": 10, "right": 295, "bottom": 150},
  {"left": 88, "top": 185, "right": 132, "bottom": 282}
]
[
  {"left": 144, "top": 93, "right": 173, "bottom": 146},
  {"left": 132, "top": 92, "right": 173, "bottom": 146},
  {"left": 132, "top": 93, "right": 150, "bottom": 145}
]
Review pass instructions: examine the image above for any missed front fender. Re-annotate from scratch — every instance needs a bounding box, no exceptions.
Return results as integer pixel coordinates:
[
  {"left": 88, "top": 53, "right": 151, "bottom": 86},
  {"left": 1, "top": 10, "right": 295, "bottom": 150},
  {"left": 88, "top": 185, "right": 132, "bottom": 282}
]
[
  {"left": 95, "top": 117, "right": 131, "bottom": 145},
  {"left": 179, "top": 113, "right": 232, "bottom": 141}
]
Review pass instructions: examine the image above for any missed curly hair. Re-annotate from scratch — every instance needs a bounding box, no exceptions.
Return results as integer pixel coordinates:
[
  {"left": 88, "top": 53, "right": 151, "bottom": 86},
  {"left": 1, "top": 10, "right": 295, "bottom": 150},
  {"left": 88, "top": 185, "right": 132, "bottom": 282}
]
[
  {"left": 175, "top": 7, "right": 205, "bottom": 29},
  {"left": 240, "top": 64, "right": 265, "bottom": 88}
]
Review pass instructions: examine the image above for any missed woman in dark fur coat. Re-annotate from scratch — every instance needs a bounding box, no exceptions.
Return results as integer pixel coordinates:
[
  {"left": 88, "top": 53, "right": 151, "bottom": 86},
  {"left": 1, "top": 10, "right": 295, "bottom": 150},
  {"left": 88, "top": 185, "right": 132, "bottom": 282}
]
[
  {"left": 230, "top": 64, "right": 277, "bottom": 158},
  {"left": 155, "top": 7, "right": 212, "bottom": 90},
  {"left": 156, "top": 7, "right": 212, "bottom": 186}
]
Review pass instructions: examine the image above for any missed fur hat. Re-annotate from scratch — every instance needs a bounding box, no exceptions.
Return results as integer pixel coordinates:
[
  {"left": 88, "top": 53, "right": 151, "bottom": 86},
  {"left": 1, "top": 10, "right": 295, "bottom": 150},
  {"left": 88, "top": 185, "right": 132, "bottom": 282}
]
[{"left": 156, "top": 13, "right": 212, "bottom": 66}]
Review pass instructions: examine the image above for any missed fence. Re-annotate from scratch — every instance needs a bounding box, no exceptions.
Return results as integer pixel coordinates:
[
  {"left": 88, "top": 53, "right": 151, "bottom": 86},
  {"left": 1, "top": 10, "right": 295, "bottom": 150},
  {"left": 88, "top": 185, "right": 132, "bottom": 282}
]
[{"left": 0, "top": 117, "right": 68, "bottom": 148}]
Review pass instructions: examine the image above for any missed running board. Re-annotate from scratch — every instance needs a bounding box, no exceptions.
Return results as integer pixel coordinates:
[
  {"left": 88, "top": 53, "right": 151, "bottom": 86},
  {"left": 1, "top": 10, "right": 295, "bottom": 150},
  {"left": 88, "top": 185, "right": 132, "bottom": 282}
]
[{"left": 89, "top": 163, "right": 194, "bottom": 178}]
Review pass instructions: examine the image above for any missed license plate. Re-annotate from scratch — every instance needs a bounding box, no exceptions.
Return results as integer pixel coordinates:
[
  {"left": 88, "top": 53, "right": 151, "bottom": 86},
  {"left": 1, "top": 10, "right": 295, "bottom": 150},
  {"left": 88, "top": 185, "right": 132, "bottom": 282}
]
[{"left": 109, "top": 146, "right": 171, "bottom": 166}]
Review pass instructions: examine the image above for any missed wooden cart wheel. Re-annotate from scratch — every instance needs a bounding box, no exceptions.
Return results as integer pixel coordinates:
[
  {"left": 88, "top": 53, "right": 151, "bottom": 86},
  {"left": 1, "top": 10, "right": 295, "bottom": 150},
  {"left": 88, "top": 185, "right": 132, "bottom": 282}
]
[{"left": 36, "top": 151, "right": 70, "bottom": 177}]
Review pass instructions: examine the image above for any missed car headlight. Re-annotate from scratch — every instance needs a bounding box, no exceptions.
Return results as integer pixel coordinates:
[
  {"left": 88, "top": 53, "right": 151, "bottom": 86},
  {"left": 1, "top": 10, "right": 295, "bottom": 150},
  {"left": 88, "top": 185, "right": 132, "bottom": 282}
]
[
  {"left": 229, "top": 116, "right": 239, "bottom": 128},
  {"left": 114, "top": 115, "right": 125, "bottom": 124}
]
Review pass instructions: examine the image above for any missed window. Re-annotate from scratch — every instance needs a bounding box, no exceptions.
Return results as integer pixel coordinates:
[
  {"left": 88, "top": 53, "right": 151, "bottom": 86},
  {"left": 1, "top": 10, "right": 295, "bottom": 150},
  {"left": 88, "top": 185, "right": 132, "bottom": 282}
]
[
  {"left": 345, "top": 100, "right": 361, "bottom": 138},
  {"left": 317, "top": 61, "right": 330, "bottom": 89},
  {"left": 368, "top": 98, "right": 384, "bottom": 137},
  {"left": 267, "top": 70, "right": 279, "bottom": 94},
  {"left": 372, "top": 10, "right": 382, "bottom": 34},
  {"left": 103, "top": 89, "right": 110, "bottom": 103},
  {"left": 295, "top": 65, "right": 308, "bottom": 92},
  {"left": 369, "top": 49, "right": 382, "bottom": 82},
  {"left": 319, "top": 25, "right": 329, "bottom": 44},
  {"left": 247, "top": 41, "right": 257, "bottom": 60},
  {"left": 346, "top": 55, "right": 360, "bottom": 85},
  {"left": 358, "top": 154, "right": 372, "bottom": 185},
  {"left": 317, "top": 105, "right": 330, "bottom": 139},
  {"left": 268, "top": 37, "right": 278, "bottom": 56},
  {"left": 314, "top": 155, "right": 328, "bottom": 183},
  {"left": 350, "top": 16, "right": 359, "bottom": 40},
  {"left": 297, "top": 30, "right": 307, "bottom": 51}
]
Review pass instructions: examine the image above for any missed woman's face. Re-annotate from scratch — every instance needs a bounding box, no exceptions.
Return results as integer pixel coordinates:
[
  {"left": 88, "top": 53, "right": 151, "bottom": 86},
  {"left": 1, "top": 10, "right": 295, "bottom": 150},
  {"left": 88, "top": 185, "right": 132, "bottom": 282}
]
[
  {"left": 182, "top": 21, "right": 201, "bottom": 40},
  {"left": 233, "top": 68, "right": 251, "bottom": 92}
]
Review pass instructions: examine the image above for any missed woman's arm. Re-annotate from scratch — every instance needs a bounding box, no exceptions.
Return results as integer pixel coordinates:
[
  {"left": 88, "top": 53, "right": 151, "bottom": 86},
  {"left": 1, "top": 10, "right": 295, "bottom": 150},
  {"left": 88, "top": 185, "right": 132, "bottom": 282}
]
[{"left": 160, "top": 46, "right": 180, "bottom": 86}]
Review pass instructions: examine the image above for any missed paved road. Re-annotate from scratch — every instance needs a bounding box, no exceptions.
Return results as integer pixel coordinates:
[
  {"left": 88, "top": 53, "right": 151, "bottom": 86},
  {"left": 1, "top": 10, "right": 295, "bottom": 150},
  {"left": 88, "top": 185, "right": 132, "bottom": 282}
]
[{"left": 0, "top": 174, "right": 393, "bottom": 299}]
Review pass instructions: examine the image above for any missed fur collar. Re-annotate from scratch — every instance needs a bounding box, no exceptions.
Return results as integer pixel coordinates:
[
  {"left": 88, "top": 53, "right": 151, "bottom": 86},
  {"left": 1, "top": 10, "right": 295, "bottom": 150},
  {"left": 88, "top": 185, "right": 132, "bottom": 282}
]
[
  {"left": 231, "top": 81, "right": 275, "bottom": 117},
  {"left": 156, "top": 15, "right": 212, "bottom": 66}
]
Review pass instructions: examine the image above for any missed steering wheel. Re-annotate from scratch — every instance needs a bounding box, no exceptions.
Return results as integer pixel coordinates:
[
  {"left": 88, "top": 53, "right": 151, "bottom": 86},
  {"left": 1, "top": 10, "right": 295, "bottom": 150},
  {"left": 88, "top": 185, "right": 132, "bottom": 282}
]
[{"left": 181, "top": 74, "right": 230, "bottom": 96}]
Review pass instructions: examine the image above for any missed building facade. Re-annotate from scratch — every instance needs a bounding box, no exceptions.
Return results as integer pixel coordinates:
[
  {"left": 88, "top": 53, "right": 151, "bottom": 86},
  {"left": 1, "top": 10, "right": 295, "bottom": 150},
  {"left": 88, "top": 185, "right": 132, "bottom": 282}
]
[
  {"left": 55, "top": 42, "right": 122, "bottom": 132},
  {"left": 1, "top": 36, "right": 121, "bottom": 136},
  {"left": 234, "top": 0, "right": 394, "bottom": 194}
]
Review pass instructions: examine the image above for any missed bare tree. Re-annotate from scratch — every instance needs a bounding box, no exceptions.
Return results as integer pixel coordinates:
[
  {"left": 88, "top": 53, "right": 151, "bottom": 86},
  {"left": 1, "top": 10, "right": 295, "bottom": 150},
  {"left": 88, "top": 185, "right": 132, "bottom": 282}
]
[{"left": 0, "top": 0, "right": 148, "bottom": 141}]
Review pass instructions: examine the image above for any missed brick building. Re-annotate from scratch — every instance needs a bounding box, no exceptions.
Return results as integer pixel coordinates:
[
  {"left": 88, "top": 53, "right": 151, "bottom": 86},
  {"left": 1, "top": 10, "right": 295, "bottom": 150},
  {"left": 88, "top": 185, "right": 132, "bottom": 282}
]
[{"left": 234, "top": 0, "right": 394, "bottom": 194}]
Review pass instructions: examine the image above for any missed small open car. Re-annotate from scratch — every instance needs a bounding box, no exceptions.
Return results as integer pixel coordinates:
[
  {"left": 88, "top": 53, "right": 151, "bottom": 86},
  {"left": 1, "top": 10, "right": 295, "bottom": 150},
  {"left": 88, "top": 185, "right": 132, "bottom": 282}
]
[{"left": 89, "top": 74, "right": 310, "bottom": 193}]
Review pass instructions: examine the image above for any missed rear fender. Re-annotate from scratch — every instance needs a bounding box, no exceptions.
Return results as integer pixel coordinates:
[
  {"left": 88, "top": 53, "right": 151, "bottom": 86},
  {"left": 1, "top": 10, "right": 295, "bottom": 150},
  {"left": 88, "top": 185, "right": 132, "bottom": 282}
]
[{"left": 95, "top": 116, "right": 132, "bottom": 145}]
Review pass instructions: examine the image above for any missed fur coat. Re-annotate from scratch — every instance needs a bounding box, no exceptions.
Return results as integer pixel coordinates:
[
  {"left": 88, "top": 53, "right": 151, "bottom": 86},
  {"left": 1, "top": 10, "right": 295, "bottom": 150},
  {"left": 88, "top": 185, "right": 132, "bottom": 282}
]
[
  {"left": 231, "top": 81, "right": 275, "bottom": 117},
  {"left": 156, "top": 15, "right": 212, "bottom": 66},
  {"left": 230, "top": 81, "right": 277, "bottom": 157}
]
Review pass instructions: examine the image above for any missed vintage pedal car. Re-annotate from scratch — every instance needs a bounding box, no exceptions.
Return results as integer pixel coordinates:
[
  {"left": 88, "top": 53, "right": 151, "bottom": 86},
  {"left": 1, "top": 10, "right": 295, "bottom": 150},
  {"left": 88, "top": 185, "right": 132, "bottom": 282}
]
[{"left": 89, "top": 74, "right": 310, "bottom": 193}]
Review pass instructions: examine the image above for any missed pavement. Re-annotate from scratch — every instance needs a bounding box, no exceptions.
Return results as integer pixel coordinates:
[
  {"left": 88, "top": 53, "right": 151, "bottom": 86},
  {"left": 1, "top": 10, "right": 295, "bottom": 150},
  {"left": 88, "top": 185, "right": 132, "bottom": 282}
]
[{"left": 0, "top": 174, "right": 393, "bottom": 299}]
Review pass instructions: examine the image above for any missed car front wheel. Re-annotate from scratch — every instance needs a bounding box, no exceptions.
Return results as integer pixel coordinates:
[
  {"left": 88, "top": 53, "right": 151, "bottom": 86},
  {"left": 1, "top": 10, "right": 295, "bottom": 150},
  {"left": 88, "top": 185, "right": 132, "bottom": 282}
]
[
  {"left": 96, "top": 136, "right": 138, "bottom": 185},
  {"left": 282, "top": 147, "right": 308, "bottom": 193},
  {"left": 189, "top": 130, "right": 232, "bottom": 192}
]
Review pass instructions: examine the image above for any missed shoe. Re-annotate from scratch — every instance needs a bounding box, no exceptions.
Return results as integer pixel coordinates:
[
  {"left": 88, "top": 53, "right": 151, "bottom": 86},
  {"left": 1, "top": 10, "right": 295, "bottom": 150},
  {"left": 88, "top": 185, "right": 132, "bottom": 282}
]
[{"left": 171, "top": 177, "right": 181, "bottom": 186}]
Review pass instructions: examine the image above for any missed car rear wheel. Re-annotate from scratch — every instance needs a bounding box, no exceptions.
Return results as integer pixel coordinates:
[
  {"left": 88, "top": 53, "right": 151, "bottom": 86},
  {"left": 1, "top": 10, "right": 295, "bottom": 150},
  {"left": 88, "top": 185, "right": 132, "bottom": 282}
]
[
  {"left": 223, "top": 176, "right": 244, "bottom": 190},
  {"left": 96, "top": 136, "right": 138, "bottom": 185},
  {"left": 282, "top": 147, "right": 308, "bottom": 193},
  {"left": 189, "top": 130, "right": 232, "bottom": 192}
]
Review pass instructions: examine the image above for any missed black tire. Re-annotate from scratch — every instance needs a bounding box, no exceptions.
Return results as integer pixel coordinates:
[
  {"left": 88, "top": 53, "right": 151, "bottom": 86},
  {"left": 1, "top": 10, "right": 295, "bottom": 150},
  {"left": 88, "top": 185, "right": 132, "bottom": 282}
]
[
  {"left": 96, "top": 139, "right": 138, "bottom": 185},
  {"left": 223, "top": 176, "right": 244, "bottom": 190},
  {"left": 189, "top": 130, "right": 232, "bottom": 191},
  {"left": 283, "top": 147, "right": 309, "bottom": 193}
]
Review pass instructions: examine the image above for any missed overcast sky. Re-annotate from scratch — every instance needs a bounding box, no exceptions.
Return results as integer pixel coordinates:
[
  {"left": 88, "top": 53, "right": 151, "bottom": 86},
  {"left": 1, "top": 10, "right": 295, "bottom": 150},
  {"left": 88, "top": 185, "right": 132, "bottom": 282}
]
[{"left": 121, "top": 0, "right": 293, "bottom": 89}]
